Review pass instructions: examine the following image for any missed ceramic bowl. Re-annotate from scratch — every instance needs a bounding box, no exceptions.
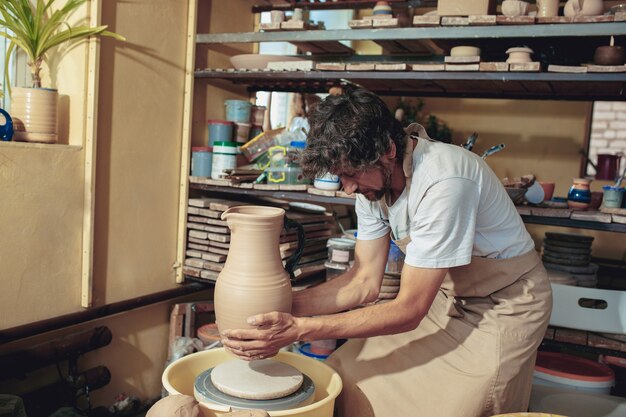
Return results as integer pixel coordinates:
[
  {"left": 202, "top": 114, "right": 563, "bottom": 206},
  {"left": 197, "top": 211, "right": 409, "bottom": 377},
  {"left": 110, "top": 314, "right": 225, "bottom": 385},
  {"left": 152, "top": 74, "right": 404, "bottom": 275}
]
[{"left": 230, "top": 54, "right": 304, "bottom": 70}]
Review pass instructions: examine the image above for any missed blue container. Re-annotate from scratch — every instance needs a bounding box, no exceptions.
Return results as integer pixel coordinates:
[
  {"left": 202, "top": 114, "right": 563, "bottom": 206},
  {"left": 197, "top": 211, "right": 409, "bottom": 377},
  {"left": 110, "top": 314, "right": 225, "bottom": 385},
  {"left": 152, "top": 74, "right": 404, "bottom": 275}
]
[
  {"left": 207, "top": 120, "right": 234, "bottom": 146},
  {"left": 224, "top": 100, "right": 252, "bottom": 123},
  {"left": 191, "top": 146, "right": 212, "bottom": 177}
]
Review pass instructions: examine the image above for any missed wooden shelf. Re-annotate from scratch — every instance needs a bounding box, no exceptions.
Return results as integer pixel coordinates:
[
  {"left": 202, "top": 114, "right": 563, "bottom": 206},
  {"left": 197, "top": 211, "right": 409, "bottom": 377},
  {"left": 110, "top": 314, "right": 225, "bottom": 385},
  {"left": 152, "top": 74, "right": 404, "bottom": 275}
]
[
  {"left": 197, "top": 23, "right": 626, "bottom": 44},
  {"left": 189, "top": 183, "right": 357, "bottom": 205},
  {"left": 521, "top": 214, "right": 626, "bottom": 233},
  {"left": 190, "top": 184, "right": 626, "bottom": 233},
  {"left": 195, "top": 69, "right": 626, "bottom": 100}
]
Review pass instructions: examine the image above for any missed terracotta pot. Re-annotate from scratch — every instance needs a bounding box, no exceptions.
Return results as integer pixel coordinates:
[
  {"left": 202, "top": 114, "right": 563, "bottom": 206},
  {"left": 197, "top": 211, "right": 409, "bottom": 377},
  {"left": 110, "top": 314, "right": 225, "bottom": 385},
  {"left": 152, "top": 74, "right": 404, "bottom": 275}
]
[
  {"left": 593, "top": 46, "right": 626, "bottom": 66},
  {"left": 214, "top": 206, "right": 305, "bottom": 333},
  {"left": 10, "top": 87, "right": 58, "bottom": 144}
]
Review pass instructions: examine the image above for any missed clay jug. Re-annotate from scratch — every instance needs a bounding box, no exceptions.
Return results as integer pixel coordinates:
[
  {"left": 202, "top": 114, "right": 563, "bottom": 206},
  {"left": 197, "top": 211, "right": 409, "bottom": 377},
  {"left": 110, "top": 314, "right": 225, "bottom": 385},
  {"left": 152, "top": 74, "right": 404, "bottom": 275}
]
[
  {"left": 564, "top": 0, "right": 604, "bottom": 17},
  {"left": 214, "top": 206, "right": 305, "bottom": 333}
]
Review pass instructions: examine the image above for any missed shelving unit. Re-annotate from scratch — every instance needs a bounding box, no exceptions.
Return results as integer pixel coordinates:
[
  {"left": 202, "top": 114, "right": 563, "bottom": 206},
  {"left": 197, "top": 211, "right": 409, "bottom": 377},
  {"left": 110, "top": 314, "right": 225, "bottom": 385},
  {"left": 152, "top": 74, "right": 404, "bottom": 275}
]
[
  {"left": 176, "top": 1, "right": 626, "bottom": 375},
  {"left": 196, "top": 23, "right": 626, "bottom": 100}
]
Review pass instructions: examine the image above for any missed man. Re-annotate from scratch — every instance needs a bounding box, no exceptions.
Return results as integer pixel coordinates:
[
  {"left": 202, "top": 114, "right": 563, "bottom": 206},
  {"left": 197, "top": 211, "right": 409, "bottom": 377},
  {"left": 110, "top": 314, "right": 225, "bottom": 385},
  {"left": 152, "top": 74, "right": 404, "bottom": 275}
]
[{"left": 220, "top": 88, "right": 552, "bottom": 417}]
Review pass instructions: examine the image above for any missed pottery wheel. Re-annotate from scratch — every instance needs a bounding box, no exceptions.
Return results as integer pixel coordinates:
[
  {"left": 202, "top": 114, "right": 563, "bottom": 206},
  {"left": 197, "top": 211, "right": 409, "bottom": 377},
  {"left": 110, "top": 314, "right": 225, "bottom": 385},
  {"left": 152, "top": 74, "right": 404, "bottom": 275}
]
[
  {"left": 211, "top": 359, "right": 304, "bottom": 400},
  {"left": 194, "top": 363, "right": 315, "bottom": 412}
]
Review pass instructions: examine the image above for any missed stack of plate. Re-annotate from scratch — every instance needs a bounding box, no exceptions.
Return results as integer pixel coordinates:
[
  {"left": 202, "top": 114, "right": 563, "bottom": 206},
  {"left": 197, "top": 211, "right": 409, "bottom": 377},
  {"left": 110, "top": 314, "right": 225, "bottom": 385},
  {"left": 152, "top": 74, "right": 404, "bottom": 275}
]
[
  {"left": 376, "top": 272, "right": 401, "bottom": 301},
  {"left": 542, "top": 232, "right": 597, "bottom": 287}
]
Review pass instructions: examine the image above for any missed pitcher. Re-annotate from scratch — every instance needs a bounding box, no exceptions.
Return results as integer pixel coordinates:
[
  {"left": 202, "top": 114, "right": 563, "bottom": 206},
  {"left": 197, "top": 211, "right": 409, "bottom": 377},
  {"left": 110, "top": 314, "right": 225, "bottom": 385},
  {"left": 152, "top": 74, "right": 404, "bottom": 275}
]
[
  {"left": 214, "top": 206, "right": 305, "bottom": 333},
  {"left": 564, "top": 0, "right": 604, "bottom": 17}
]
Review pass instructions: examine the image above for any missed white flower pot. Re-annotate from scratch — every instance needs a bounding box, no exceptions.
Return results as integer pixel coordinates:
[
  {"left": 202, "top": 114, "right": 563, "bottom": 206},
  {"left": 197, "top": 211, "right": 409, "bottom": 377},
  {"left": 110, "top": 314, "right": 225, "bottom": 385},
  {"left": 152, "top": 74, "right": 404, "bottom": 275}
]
[{"left": 10, "top": 87, "right": 58, "bottom": 144}]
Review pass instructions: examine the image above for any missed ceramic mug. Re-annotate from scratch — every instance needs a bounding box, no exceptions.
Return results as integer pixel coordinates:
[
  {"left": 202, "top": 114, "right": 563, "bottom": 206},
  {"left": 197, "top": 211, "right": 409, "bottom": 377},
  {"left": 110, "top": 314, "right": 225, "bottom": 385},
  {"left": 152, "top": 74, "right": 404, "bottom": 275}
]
[
  {"left": 602, "top": 186, "right": 625, "bottom": 208},
  {"left": 0, "top": 108, "right": 14, "bottom": 141}
]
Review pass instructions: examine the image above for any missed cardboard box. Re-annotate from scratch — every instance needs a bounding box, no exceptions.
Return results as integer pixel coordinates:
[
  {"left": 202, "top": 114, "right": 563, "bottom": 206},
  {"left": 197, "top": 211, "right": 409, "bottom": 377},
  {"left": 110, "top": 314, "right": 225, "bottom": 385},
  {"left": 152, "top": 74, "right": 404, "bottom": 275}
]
[{"left": 437, "top": 0, "right": 496, "bottom": 16}]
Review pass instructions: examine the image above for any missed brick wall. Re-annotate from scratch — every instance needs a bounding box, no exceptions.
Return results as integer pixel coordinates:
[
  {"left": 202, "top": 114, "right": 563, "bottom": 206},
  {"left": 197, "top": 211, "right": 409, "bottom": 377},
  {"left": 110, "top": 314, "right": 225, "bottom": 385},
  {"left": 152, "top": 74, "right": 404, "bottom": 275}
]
[{"left": 589, "top": 101, "right": 626, "bottom": 177}]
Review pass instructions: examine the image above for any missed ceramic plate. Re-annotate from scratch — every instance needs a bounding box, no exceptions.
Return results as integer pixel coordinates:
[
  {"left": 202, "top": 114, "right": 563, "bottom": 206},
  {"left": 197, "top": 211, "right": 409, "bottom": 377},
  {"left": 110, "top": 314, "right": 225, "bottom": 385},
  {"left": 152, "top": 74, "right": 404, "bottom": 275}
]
[{"left": 288, "top": 202, "right": 327, "bottom": 214}]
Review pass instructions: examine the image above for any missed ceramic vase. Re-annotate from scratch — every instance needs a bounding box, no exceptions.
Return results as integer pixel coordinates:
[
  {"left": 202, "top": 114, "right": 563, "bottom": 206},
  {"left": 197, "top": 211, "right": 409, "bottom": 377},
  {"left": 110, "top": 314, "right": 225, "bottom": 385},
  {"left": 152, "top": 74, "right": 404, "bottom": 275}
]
[
  {"left": 214, "top": 206, "right": 305, "bottom": 333},
  {"left": 537, "top": 0, "right": 560, "bottom": 17},
  {"left": 10, "top": 87, "right": 58, "bottom": 144},
  {"left": 564, "top": 0, "right": 604, "bottom": 17},
  {"left": 567, "top": 178, "right": 592, "bottom": 210}
]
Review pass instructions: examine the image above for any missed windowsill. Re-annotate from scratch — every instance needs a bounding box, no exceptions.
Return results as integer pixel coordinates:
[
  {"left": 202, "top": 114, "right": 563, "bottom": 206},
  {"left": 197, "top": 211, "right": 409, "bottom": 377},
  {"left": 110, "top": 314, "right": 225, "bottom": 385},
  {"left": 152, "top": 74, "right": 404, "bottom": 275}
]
[{"left": 0, "top": 141, "right": 82, "bottom": 151}]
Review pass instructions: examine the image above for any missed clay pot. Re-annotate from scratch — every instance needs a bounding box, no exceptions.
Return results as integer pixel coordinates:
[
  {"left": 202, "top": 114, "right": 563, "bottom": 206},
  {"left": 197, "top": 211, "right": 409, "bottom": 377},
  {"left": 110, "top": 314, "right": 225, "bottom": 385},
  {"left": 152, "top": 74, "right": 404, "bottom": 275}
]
[
  {"left": 10, "top": 87, "right": 58, "bottom": 143},
  {"left": 537, "top": 0, "right": 560, "bottom": 17},
  {"left": 567, "top": 178, "right": 592, "bottom": 210},
  {"left": 501, "top": 0, "right": 530, "bottom": 17},
  {"left": 593, "top": 46, "right": 626, "bottom": 66},
  {"left": 214, "top": 206, "right": 305, "bottom": 333},
  {"left": 564, "top": 0, "right": 604, "bottom": 17}
]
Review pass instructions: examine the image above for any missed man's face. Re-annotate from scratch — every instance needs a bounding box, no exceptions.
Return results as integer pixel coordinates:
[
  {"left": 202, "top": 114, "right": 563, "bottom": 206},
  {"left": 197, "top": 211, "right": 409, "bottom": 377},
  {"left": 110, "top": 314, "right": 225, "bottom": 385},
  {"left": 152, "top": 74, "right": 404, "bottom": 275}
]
[{"left": 337, "top": 163, "right": 392, "bottom": 201}]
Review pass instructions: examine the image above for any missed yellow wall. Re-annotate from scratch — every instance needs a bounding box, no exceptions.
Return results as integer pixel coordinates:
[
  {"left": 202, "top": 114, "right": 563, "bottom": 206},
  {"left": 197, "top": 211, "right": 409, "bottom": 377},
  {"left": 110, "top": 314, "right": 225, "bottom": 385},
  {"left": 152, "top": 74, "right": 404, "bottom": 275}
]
[{"left": 0, "top": 0, "right": 254, "bottom": 405}]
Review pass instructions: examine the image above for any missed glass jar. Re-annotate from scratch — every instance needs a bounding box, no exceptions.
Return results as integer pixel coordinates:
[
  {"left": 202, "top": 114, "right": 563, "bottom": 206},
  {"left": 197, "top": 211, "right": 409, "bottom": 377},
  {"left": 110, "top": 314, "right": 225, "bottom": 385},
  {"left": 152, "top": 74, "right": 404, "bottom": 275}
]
[{"left": 327, "top": 237, "right": 356, "bottom": 265}]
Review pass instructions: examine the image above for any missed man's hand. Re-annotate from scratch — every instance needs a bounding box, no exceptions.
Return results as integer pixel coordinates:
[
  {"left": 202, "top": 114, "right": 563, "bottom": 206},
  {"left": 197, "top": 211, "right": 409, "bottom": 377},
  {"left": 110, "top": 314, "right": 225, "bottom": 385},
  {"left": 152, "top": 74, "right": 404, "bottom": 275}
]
[{"left": 220, "top": 312, "right": 301, "bottom": 361}]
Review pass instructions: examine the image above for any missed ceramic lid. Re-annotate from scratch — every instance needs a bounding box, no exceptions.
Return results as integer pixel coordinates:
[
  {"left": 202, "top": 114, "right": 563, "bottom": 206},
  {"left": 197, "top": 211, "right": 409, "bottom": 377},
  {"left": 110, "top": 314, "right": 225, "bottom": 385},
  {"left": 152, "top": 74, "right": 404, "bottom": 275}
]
[{"left": 506, "top": 47, "right": 534, "bottom": 54}]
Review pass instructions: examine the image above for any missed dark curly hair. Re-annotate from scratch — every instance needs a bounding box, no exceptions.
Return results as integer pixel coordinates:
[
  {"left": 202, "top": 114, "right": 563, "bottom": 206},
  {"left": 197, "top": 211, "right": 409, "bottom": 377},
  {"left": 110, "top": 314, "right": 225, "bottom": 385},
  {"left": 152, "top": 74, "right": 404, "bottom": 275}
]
[{"left": 301, "top": 87, "right": 407, "bottom": 179}]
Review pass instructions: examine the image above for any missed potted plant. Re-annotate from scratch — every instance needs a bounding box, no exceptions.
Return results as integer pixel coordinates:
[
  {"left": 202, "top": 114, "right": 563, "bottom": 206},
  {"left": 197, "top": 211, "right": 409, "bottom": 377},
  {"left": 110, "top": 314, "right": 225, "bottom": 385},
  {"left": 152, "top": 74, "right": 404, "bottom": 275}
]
[{"left": 0, "top": 0, "right": 124, "bottom": 143}]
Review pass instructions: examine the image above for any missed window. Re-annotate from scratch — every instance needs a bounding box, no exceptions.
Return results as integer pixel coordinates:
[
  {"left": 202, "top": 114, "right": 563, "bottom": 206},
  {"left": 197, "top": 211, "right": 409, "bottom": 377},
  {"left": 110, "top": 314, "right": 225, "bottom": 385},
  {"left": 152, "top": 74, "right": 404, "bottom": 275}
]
[{"left": 587, "top": 102, "right": 626, "bottom": 178}]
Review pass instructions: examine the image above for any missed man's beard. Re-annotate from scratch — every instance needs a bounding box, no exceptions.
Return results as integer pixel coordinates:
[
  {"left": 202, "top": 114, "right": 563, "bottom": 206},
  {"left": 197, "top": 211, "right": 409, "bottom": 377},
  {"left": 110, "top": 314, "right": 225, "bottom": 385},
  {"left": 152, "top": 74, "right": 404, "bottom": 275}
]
[{"left": 362, "top": 165, "right": 393, "bottom": 202}]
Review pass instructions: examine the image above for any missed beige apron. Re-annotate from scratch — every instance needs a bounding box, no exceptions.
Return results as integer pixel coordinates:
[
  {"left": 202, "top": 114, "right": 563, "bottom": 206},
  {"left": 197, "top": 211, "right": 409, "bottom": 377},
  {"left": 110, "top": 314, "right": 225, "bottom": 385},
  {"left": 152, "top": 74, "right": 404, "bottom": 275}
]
[{"left": 327, "top": 125, "right": 553, "bottom": 417}]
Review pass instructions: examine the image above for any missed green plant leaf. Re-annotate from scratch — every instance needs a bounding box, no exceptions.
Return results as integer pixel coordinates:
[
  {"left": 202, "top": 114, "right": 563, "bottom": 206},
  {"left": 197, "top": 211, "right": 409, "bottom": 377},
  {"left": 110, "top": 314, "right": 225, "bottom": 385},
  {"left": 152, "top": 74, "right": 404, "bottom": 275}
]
[{"left": 0, "top": 0, "right": 125, "bottom": 90}]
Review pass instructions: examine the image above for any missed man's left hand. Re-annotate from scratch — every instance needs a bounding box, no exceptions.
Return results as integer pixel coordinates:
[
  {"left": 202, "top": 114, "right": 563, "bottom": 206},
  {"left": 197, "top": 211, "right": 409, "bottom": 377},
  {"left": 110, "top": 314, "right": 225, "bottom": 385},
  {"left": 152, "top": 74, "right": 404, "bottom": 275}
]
[{"left": 220, "top": 311, "right": 300, "bottom": 361}]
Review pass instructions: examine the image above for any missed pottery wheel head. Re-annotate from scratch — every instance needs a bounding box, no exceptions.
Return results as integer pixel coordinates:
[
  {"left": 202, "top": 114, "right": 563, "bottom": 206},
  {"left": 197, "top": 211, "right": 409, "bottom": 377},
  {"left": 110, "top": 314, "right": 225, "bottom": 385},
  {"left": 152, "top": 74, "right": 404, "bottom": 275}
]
[{"left": 210, "top": 359, "right": 304, "bottom": 400}]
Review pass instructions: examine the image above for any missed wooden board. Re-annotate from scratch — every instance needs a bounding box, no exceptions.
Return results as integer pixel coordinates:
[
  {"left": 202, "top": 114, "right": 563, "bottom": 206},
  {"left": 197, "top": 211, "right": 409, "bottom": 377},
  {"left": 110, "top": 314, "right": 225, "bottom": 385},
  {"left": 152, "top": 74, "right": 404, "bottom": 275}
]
[
  {"left": 570, "top": 211, "right": 612, "bottom": 223},
  {"left": 188, "top": 206, "right": 223, "bottom": 219},
  {"left": 412, "top": 15, "right": 440, "bottom": 27},
  {"left": 411, "top": 63, "right": 446, "bottom": 71},
  {"left": 315, "top": 63, "right": 346, "bottom": 71},
  {"left": 496, "top": 16, "right": 535, "bottom": 25},
  {"left": 445, "top": 64, "right": 480, "bottom": 71},
  {"left": 531, "top": 207, "right": 572, "bottom": 218},
  {"left": 468, "top": 15, "right": 496, "bottom": 26},
  {"left": 548, "top": 65, "right": 587, "bottom": 73},
  {"left": 479, "top": 62, "right": 509, "bottom": 72}
]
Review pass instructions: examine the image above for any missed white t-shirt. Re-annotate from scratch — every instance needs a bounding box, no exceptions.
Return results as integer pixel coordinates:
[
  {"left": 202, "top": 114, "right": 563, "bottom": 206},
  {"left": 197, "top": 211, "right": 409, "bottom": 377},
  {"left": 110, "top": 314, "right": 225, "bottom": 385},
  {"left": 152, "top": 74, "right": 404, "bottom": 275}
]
[{"left": 356, "top": 138, "right": 535, "bottom": 268}]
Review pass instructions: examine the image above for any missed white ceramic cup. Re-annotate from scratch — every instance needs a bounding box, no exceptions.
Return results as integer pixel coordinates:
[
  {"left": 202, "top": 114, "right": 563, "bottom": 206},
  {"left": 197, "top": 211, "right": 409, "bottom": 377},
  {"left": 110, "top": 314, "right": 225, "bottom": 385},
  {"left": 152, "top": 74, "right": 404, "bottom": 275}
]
[{"left": 525, "top": 181, "right": 545, "bottom": 204}]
